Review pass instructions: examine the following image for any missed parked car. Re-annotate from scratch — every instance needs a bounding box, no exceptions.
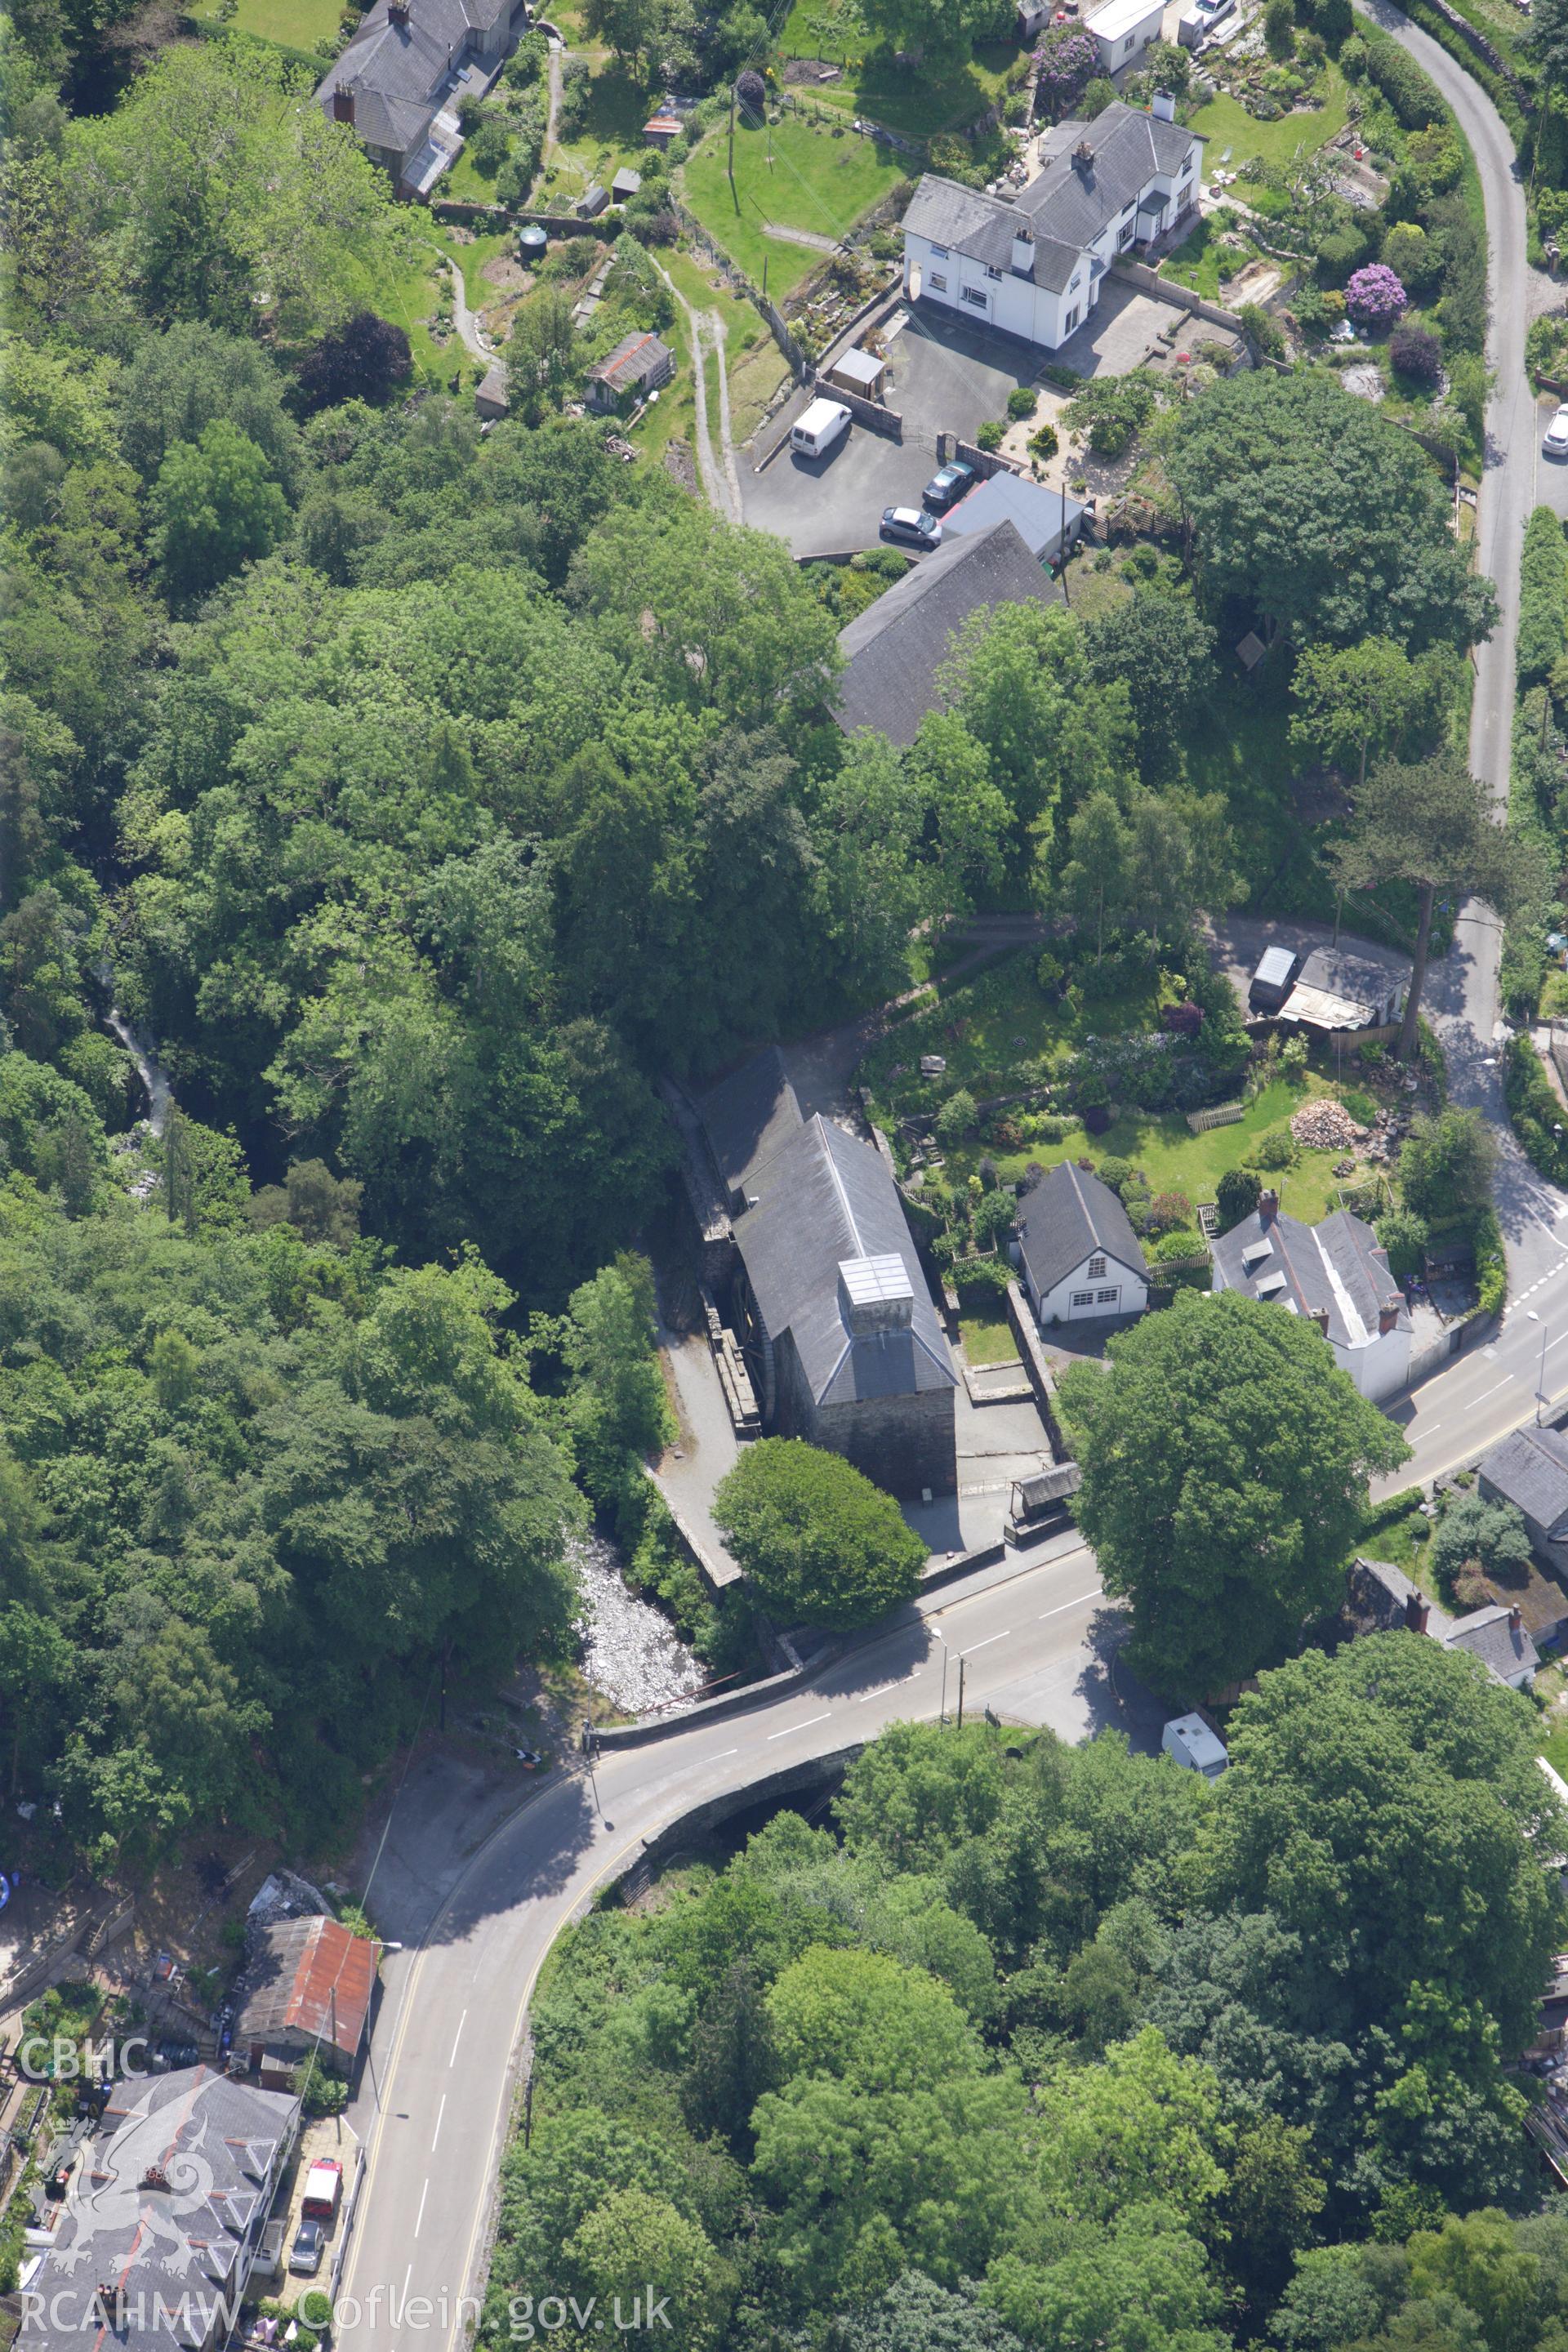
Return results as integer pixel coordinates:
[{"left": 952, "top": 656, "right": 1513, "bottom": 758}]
[
  {"left": 880, "top": 506, "right": 942, "bottom": 549},
  {"left": 289, "top": 2220, "right": 326, "bottom": 2277},
  {"left": 1192, "top": 0, "right": 1235, "bottom": 22},
  {"left": 301, "top": 2158, "right": 343, "bottom": 2223},
  {"left": 922, "top": 459, "right": 975, "bottom": 513},
  {"left": 1545, "top": 403, "right": 1568, "bottom": 458},
  {"left": 155, "top": 2039, "right": 200, "bottom": 2071}
]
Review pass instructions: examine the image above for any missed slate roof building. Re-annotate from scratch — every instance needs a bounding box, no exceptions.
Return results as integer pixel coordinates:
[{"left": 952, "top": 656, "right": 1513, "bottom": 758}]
[
  {"left": 833, "top": 518, "right": 1053, "bottom": 746},
  {"left": 665, "top": 1050, "right": 956, "bottom": 1496},
  {"left": 317, "top": 0, "right": 528, "bottom": 195},
  {"left": 18, "top": 2067, "right": 299, "bottom": 2352},
  {"left": 730, "top": 1114, "right": 958, "bottom": 1497},
  {"left": 902, "top": 98, "right": 1200, "bottom": 350},
  {"left": 1348, "top": 1558, "right": 1541, "bottom": 1690},
  {"left": 1210, "top": 1190, "right": 1410, "bottom": 1402},
  {"left": 944, "top": 471, "right": 1086, "bottom": 565},
  {"left": 1479, "top": 1423, "right": 1568, "bottom": 1568},
  {"left": 1015, "top": 1160, "right": 1149, "bottom": 1325},
  {"left": 233, "top": 1913, "right": 381, "bottom": 2086}
]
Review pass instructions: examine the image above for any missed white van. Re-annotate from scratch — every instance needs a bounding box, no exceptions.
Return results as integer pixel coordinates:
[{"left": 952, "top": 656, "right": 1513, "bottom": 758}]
[{"left": 791, "top": 398, "right": 853, "bottom": 458}]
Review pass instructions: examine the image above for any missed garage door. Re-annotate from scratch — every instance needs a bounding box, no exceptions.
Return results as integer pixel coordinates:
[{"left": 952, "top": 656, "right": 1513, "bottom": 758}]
[{"left": 1067, "top": 1285, "right": 1120, "bottom": 1317}]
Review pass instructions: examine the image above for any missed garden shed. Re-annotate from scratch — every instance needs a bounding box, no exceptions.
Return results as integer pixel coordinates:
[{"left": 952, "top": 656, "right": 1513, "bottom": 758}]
[{"left": 823, "top": 345, "right": 888, "bottom": 402}]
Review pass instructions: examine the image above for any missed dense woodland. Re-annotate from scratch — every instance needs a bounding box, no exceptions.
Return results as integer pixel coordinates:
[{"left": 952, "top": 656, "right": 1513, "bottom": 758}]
[{"left": 485, "top": 1667, "right": 1567, "bottom": 2352}]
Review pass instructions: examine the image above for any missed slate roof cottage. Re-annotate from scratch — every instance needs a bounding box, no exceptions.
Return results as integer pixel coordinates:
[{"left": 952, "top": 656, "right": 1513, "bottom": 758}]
[
  {"left": 1015, "top": 1161, "right": 1150, "bottom": 1325},
  {"left": 1479, "top": 1423, "right": 1568, "bottom": 1568},
  {"left": 317, "top": 0, "right": 529, "bottom": 196},
  {"left": 1210, "top": 1191, "right": 1410, "bottom": 1402}
]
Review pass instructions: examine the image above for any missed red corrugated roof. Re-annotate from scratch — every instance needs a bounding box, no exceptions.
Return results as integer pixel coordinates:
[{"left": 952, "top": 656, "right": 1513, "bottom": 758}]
[{"left": 285, "top": 1916, "right": 378, "bottom": 2056}]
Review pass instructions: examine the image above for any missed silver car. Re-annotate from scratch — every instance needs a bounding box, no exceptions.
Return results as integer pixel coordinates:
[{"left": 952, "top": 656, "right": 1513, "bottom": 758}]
[{"left": 1544, "top": 403, "right": 1568, "bottom": 458}]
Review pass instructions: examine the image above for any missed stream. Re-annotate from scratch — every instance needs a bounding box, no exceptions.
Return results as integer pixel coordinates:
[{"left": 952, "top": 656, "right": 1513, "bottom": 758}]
[{"left": 571, "top": 1529, "right": 705, "bottom": 1717}]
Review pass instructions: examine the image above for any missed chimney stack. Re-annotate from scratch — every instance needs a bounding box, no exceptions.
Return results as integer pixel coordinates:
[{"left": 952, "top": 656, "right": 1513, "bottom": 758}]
[
  {"left": 1510, "top": 1604, "right": 1524, "bottom": 1632},
  {"left": 1072, "top": 138, "right": 1094, "bottom": 175},
  {"left": 1379, "top": 1298, "right": 1400, "bottom": 1336},
  {"left": 1311, "top": 1307, "right": 1330, "bottom": 1336},
  {"left": 1258, "top": 1188, "right": 1279, "bottom": 1226},
  {"left": 1012, "top": 225, "right": 1035, "bottom": 276},
  {"left": 1405, "top": 1591, "right": 1430, "bottom": 1635},
  {"left": 388, "top": 0, "right": 409, "bottom": 24},
  {"left": 1152, "top": 88, "right": 1176, "bottom": 120},
  {"left": 332, "top": 80, "right": 355, "bottom": 121}
]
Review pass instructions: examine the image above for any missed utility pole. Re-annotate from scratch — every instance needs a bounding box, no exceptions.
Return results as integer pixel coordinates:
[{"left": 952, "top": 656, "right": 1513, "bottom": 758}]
[
  {"left": 1058, "top": 475, "right": 1070, "bottom": 606},
  {"left": 728, "top": 77, "right": 737, "bottom": 202},
  {"left": 956, "top": 1657, "right": 966, "bottom": 1731}
]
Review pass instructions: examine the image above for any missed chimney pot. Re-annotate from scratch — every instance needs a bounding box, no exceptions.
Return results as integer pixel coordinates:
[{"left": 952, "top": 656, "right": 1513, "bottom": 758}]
[
  {"left": 332, "top": 80, "right": 355, "bottom": 121},
  {"left": 1379, "top": 1298, "right": 1400, "bottom": 1335},
  {"left": 1258, "top": 1188, "right": 1279, "bottom": 1224},
  {"left": 1072, "top": 138, "right": 1094, "bottom": 174},
  {"left": 1152, "top": 87, "right": 1176, "bottom": 121},
  {"left": 1510, "top": 1605, "right": 1523, "bottom": 1632},
  {"left": 1312, "top": 1307, "right": 1330, "bottom": 1336}
]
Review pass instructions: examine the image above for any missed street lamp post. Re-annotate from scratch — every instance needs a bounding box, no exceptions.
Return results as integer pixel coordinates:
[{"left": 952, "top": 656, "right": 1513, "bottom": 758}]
[
  {"left": 933, "top": 1626, "right": 950, "bottom": 1724},
  {"left": 1530, "top": 1309, "right": 1549, "bottom": 1424}
]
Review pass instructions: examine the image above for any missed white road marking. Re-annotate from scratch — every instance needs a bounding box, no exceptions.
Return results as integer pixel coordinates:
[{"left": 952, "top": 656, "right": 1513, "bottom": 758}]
[
  {"left": 855, "top": 1680, "right": 911, "bottom": 1704},
  {"left": 415, "top": 2178, "right": 430, "bottom": 2238},
  {"left": 448, "top": 2011, "right": 466, "bottom": 2069},
  {"left": 961, "top": 1630, "right": 1010, "bottom": 1653},
  {"left": 1471, "top": 1376, "right": 1519, "bottom": 1404},
  {"left": 1039, "top": 1588, "right": 1104, "bottom": 1619},
  {"left": 431, "top": 2093, "right": 447, "bottom": 2151},
  {"left": 768, "top": 1712, "right": 831, "bottom": 1740}
]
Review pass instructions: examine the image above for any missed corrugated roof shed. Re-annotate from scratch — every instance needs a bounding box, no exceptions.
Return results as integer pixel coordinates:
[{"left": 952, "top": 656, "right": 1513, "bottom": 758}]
[{"left": 235, "top": 1914, "right": 380, "bottom": 2064}]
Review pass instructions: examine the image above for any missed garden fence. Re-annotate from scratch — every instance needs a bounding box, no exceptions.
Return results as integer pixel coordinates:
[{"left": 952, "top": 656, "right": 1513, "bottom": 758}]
[{"left": 1185, "top": 1102, "right": 1245, "bottom": 1134}]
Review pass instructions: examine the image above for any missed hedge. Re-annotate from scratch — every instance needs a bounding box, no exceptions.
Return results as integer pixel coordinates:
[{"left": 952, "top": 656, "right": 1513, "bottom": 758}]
[
  {"left": 1517, "top": 506, "right": 1568, "bottom": 686},
  {"left": 1473, "top": 1202, "right": 1506, "bottom": 1318},
  {"left": 1361, "top": 22, "right": 1446, "bottom": 127},
  {"left": 1363, "top": 1485, "right": 1428, "bottom": 1532},
  {"left": 1503, "top": 1031, "right": 1568, "bottom": 1184}
]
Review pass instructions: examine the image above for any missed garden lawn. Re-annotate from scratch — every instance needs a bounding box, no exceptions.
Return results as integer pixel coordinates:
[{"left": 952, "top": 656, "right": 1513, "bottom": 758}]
[
  {"left": 1187, "top": 78, "right": 1351, "bottom": 176},
  {"left": 188, "top": 0, "right": 339, "bottom": 48},
  {"left": 978, "top": 1077, "right": 1370, "bottom": 1225},
  {"left": 1160, "top": 214, "right": 1231, "bottom": 301},
  {"left": 347, "top": 243, "right": 460, "bottom": 394},
  {"left": 861, "top": 951, "right": 1167, "bottom": 1116},
  {"left": 959, "top": 1307, "right": 1017, "bottom": 1365},
  {"left": 681, "top": 114, "right": 901, "bottom": 292},
  {"left": 777, "top": 5, "right": 1016, "bottom": 137},
  {"left": 546, "top": 60, "right": 653, "bottom": 194},
  {"left": 1542, "top": 1729, "right": 1568, "bottom": 1786}
]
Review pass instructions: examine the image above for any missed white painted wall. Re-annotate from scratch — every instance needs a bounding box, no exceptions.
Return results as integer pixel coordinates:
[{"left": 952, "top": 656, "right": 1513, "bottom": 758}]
[
  {"left": 1332, "top": 1318, "right": 1411, "bottom": 1404},
  {"left": 1025, "top": 1252, "right": 1150, "bottom": 1325}
]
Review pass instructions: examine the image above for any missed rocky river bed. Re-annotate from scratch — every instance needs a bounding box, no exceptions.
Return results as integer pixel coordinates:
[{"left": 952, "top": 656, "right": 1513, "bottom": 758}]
[{"left": 571, "top": 1529, "right": 706, "bottom": 1717}]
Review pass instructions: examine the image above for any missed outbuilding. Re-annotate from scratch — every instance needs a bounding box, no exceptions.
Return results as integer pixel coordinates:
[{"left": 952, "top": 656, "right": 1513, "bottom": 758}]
[
  {"left": 1162, "top": 1713, "right": 1229, "bottom": 1777},
  {"left": 586, "top": 328, "right": 675, "bottom": 412},
  {"left": 611, "top": 166, "right": 643, "bottom": 201},
  {"left": 577, "top": 180, "right": 609, "bottom": 217},
  {"left": 1249, "top": 944, "right": 1300, "bottom": 1013},
  {"left": 1015, "top": 1160, "right": 1150, "bottom": 1325},
  {"left": 474, "top": 362, "right": 509, "bottom": 420},
  {"left": 234, "top": 1913, "right": 381, "bottom": 2085},
  {"left": 644, "top": 112, "right": 682, "bottom": 146},
  {"left": 945, "top": 469, "right": 1086, "bottom": 566},
  {"left": 1085, "top": 0, "right": 1168, "bottom": 74},
  {"left": 822, "top": 345, "right": 888, "bottom": 403}
]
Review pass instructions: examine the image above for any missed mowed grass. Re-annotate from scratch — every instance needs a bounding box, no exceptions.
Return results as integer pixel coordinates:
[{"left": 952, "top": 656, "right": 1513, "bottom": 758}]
[
  {"left": 959, "top": 1308, "right": 1017, "bottom": 1365},
  {"left": 777, "top": 2, "right": 1017, "bottom": 136},
  {"left": 1160, "top": 214, "right": 1230, "bottom": 300},
  {"left": 682, "top": 113, "right": 899, "bottom": 293},
  {"left": 1186, "top": 78, "right": 1351, "bottom": 176},
  {"left": 189, "top": 0, "right": 340, "bottom": 47},
  {"left": 982, "top": 1079, "right": 1365, "bottom": 1225}
]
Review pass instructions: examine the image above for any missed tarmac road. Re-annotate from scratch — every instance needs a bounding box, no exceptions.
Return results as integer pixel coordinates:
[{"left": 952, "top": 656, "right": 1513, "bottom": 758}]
[{"left": 332, "top": 1530, "right": 1131, "bottom": 2352}]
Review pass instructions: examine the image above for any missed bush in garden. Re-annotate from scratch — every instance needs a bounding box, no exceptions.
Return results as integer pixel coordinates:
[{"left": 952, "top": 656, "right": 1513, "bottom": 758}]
[
  {"left": 1254, "top": 1125, "right": 1298, "bottom": 1171},
  {"left": 1215, "top": 1166, "right": 1262, "bottom": 1230},
  {"left": 1315, "top": 225, "right": 1369, "bottom": 285},
  {"left": 1029, "top": 421, "right": 1060, "bottom": 462},
  {"left": 1036, "top": 951, "right": 1064, "bottom": 995},
  {"left": 1430, "top": 1491, "right": 1533, "bottom": 1591},
  {"left": 1517, "top": 506, "right": 1568, "bottom": 687},
  {"left": 976, "top": 419, "right": 1004, "bottom": 451},
  {"left": 1389, "top": 324, "right": 1442, "bottom": 389},
  {"left": 1382, "top": 217, "right": 1440, "bottom": 295},
  {"left": 1344, "top": 263, "right": 1408, "bottom": 326},
  {"left": 935, "top": 1089, "right": 978, "bottom": 1148},
  {"left": 1147, "top": 1190, "right": 1195, "bottom": 1234},
  {"left": 1263, "top": 0, "right": 1295, "bottom": 56},
  {"left": 1034, "top": 26, "right": 1100, "bottom": 114},
  {"left": 1007, "top": 385, "right": 1038, "bottom": 421},
  {"left": 1376, "top": 1205, "right": 1428, "bottom": 1283}
]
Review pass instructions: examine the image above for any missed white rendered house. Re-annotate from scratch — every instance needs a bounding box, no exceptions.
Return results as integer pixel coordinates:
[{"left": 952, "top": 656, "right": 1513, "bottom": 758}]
[{"left": 902, "top": 99, "right": 1200, "bottom": 351}]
